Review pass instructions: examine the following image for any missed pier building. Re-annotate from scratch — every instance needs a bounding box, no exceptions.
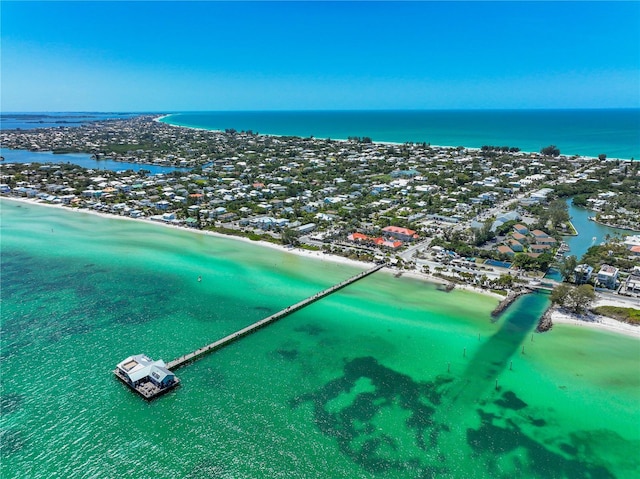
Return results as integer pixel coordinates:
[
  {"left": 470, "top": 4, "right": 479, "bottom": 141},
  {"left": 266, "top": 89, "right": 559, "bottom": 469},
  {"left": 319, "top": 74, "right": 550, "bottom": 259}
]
[{"left": 114, "top": 354, "right": 179, "bottom": 399}]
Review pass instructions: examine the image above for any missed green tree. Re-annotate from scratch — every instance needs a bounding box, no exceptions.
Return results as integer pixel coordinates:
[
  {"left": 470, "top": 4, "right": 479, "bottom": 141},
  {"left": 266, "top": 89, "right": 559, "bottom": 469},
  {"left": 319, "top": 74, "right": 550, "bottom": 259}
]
[
  {"left": 548, "top": 199, "right": 570, "bottom": 229},
  {"left": 550, "top": 283, "right": 595, "bottom": 314},
  {"left": 569, "top": 284, "right": 595, "bottom": 314},
  {"left": 541, "top": 145, "right": 560, "bottom": 157},
  {"left": 572, "top": 195, "right": 589, "bottom": 207},
  {"left": 550, "top": 283, "right": 572, "bottom": 306},
  {"left": 557, "top": 255, "right": 577, "bottom": 282},
  {"left": 473, "top": 218, "right": 495, "bottom": 246},
  {"left": 281, "top": 228, "right": 300, "bottom": 246}
]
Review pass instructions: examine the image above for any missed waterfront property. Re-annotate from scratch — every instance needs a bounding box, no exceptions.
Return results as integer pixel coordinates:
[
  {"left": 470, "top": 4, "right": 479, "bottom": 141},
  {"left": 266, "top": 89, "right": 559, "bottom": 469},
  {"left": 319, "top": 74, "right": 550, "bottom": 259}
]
[
  {"left": 114, "top": 354, "right": 179, "bottom": 399},
  {"left": 574, "top": 264, "right": 594, "bottom": 284},
  {"left": 597, "top": 264, "right": 619, "bottom": 289}
]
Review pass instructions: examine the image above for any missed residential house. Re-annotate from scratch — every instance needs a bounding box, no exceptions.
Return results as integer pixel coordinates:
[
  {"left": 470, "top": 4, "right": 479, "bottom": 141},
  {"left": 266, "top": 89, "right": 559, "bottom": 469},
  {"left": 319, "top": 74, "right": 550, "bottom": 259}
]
[
  {"left": 530, "top": 244, "right": 552, "bottom": 253},
  {"left": 531, "top": 229, "right": 549, "bottom": 239},
  {"left": 597, "top": 264, "right": 619, "bottom": 289},
  {"left": 574, "top": 264, "right": 594, "bottom": 284},
  {"left": 497, "top": 245, "right": 515, "bottom": 257},
  {"left": 514, "top": 224, "right": 529, "bottom": 235},
  {"left": 507, "top": 239, "right": 524, "bottom": 252},
  {"left": 512, "top": 232, "right": 528, "bottom": 244},
  {"left": 537, "top": 237, "right": 557, "bottom": 245}
]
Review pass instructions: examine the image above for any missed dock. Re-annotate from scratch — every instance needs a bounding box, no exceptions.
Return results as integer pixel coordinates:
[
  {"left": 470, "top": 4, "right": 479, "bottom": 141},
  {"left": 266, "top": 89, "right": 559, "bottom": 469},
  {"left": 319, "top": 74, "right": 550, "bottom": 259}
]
[{"left": 165, "top": 264, "right": 384, "bottom": 370}]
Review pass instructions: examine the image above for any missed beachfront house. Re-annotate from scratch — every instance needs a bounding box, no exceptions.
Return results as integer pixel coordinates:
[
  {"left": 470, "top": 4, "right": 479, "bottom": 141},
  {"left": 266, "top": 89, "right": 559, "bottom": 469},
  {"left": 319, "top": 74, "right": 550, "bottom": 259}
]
[
  {"left": 574, "top": 264, "right": 594, "bottom": 284},
  {"left": 297, "top": 223, "right": 316, "bottom": 234},
  {"left": 348, "top": 232, "right": 369, "bottom": 242},
  {"left": 596, "top": 264, "right": 619, "bottom": 289}
]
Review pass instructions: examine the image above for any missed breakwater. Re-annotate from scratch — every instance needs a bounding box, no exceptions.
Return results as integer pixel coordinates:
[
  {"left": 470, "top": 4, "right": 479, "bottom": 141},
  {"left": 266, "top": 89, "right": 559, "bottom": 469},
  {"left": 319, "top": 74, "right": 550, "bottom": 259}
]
[
  {"left": 536, "top": 306, "right": 554, "bottom": 332},
  {"left": 490, "top": 289, "right": 529, "bottom": 319}
]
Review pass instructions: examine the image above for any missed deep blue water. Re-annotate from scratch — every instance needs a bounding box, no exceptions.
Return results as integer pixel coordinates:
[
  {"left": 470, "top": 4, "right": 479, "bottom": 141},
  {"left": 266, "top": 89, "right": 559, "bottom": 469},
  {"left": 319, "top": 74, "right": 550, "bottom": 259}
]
[
  {"left": 0, "top": 148, "right": 185, "bottom": 174},
  {"left": 162, "top": 109, "right": 640, "bottom": 160}
]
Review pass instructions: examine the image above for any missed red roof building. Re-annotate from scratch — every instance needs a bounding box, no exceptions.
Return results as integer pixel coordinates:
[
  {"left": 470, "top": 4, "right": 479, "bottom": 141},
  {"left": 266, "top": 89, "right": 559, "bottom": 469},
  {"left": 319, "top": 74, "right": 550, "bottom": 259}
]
[
  {"left": 348, "top": 232, "right": 370, "bottom": 242},
  {"left": 382, "top": 226, "right": 418, "bottom": 241}
]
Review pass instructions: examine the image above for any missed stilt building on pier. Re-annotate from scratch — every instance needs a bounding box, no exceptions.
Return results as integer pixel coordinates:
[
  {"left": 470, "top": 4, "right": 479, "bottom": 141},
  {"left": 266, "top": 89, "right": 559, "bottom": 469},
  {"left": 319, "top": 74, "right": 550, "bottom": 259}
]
[{"left": 114, "top": 354, "right": 179, "bottom": 399}]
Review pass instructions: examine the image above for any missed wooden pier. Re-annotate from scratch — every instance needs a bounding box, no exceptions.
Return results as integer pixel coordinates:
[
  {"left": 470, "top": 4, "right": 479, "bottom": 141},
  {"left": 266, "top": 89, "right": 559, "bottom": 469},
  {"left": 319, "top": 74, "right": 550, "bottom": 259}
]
[{"left": 165, "top": 264, "right": 384, "bottom": 370}]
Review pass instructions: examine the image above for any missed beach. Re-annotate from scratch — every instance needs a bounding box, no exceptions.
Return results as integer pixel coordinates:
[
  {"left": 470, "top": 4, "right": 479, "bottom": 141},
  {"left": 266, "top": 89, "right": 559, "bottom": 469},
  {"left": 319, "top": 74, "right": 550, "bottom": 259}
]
[
  {"left": 4, "top": 196, "right": 637, "bottom": 340},
  {"left": 550, "top": 299, "right": 640, "bottom": 338},
  {"left": 160, "top": 110, "right": 640, "bottom": 160}
]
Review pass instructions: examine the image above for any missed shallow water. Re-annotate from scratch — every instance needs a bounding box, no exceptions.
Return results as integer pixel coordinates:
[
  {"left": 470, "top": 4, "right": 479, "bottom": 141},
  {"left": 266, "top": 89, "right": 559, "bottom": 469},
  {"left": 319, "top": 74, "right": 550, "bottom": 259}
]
[{"left": 1, "top": 199, "right": 638, "bottom": 478}]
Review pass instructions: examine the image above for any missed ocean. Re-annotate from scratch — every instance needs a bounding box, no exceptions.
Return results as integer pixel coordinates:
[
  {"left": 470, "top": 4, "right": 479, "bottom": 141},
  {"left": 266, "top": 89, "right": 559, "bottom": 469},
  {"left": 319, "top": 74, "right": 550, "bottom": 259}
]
[
  {"left": 1, "top": 199, "right": 638, "bottom": 478},
  {"left": 160, "top": 109, "right": 640, "bottom": 160}
]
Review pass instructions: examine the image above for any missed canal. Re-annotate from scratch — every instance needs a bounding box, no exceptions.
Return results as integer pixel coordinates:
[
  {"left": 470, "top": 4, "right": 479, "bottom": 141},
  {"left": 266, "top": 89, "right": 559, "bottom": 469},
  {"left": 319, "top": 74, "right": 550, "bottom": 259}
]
[
  {"left": 546, "top": 198, "right": 636, "bottom": 281},
  {"left": 563, "top": 198, "right": 635, "bottom": 260}
]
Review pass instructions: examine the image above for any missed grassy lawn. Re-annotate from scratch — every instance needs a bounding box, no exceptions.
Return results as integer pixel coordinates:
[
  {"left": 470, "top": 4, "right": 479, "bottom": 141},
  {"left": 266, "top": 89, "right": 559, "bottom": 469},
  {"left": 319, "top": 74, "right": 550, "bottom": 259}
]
[{"left": 592, "top": 305, "right": 640, "bottom": 325}]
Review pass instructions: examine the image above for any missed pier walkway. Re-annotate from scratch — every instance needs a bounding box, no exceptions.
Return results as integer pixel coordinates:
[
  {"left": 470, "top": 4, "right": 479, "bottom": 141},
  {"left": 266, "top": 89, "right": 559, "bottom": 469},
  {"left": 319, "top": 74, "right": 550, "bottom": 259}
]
[{"left": 166, "top": 264, "right": 384, "bottom": 370}]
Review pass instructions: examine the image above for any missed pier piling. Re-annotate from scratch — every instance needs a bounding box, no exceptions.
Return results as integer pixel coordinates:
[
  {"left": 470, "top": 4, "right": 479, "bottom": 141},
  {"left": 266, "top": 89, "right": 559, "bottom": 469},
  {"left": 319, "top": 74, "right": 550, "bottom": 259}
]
[{"left": 166, "top": 264, "right": 384, "bottom": 371}]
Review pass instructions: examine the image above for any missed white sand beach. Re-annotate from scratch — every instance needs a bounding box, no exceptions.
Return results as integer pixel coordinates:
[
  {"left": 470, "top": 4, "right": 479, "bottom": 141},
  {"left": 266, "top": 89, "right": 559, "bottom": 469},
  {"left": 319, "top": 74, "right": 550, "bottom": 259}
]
[{"left": 550, "top": 300, "right": 640, "bottom": 338}]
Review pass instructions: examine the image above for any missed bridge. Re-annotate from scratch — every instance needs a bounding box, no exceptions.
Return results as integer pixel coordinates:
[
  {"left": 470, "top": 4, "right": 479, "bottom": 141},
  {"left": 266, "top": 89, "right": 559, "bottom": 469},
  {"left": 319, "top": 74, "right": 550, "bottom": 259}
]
[{"left": 166, "top": 264, "right": 384, "bottom": 370}]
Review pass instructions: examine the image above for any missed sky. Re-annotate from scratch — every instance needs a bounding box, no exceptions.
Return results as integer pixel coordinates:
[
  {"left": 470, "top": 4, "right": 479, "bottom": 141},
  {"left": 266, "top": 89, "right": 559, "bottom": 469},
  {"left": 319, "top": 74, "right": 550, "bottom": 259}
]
[{"left": 2, "top": 1, "right": 639, "bottom": 112}]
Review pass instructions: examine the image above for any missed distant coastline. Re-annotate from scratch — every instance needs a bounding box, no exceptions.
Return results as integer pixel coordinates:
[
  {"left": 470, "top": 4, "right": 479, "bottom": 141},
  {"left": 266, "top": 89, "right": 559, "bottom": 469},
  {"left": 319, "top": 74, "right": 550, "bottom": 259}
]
[{"left": 159, "top": 109, "right": 640, "bottom": 160}]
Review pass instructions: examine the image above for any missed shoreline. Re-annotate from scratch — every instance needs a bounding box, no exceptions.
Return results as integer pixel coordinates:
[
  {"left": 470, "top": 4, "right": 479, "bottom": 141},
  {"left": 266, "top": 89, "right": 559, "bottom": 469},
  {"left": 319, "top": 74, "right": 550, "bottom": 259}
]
[
  {"left": 0, "top": 196, "right": 370, "bottom": 272},
  {"left": 4, "top": 196, "right": 638, "bottom": 339},
  {"left": 549, "top": 301, "right": 640, "bottom": 338},
  {"left": 587, "top": 215, "right": 640, "bottom": 233},
  {"left": 157, "top": 113, "right": 636, "bottom": 162},
  {"left": 1, "top": 196, "right": 503, "bottom": 301}
]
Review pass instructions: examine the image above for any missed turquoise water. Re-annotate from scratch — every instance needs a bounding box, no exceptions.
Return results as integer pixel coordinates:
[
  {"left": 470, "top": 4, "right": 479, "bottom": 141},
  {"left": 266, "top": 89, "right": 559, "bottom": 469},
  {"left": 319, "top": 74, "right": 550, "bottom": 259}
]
[
  {"left": 1, "top": 199, "right": 639, "bottom": 478},
  {"left": 161, "top": 109, "right": 640, "bottom": 160}
]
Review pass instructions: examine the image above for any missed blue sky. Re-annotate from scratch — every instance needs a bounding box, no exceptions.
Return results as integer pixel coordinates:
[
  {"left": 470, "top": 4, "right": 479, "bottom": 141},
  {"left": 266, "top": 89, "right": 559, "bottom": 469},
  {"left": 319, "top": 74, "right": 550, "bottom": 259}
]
[{"left": 2, "top": 1, "right": 639, "bottom": 111}]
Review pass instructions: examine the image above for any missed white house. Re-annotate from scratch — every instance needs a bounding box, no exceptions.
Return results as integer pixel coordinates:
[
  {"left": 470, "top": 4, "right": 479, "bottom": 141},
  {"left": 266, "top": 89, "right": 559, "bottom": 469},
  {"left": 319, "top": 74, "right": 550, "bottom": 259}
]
[{"left": 596, "top": 264, "right": 619, "bottom": 289}]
